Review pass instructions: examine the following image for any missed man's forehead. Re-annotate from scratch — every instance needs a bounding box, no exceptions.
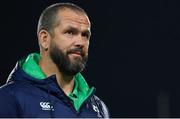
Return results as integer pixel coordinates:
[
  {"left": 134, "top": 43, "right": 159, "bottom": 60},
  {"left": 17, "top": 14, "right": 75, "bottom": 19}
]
[
  {"left": 57, "top": 9, "right": 91, "bottom": 26},
  {"left": 60, "top": 18, "right": 91, "bottom": 28}
]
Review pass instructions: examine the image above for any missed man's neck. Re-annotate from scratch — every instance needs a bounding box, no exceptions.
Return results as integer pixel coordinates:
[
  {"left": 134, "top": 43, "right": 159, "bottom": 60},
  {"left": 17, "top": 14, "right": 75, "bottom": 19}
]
[{"left": 39, "top": 55, "right": 75, "bottom": 95}]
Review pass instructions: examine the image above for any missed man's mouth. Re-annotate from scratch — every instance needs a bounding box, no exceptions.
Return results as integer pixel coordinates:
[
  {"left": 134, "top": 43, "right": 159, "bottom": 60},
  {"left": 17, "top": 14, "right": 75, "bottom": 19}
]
[
  {"left": 67, "top": 48, "right": 84, "bottom": 57},
  {"left": 70, "top": 52, "right": 82, "bottom": 57}
]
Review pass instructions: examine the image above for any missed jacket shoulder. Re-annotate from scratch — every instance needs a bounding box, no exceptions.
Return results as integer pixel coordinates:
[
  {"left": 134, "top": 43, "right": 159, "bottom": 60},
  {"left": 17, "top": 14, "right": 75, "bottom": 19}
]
[
  {"left": 0, "top": 82, "right": 23, "bottom": 117},
  {"left": 0, "top": 81, "right": 20, "bottom": 94},
  {"left": 0, "top": 80, "right": 26, "bottom": 95}
]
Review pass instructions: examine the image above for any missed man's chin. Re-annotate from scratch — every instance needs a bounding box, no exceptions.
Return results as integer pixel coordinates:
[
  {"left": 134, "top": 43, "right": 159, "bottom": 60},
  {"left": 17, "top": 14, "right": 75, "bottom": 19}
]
[{"left": 62, "top": 64, "right": 84, "bottom": 76}]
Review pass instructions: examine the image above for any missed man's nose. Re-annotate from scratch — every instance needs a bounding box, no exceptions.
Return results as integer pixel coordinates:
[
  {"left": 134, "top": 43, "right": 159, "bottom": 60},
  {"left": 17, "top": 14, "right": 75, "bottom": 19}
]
[{"left": 74, "top": 34, "right": 84, "bottom": 48}]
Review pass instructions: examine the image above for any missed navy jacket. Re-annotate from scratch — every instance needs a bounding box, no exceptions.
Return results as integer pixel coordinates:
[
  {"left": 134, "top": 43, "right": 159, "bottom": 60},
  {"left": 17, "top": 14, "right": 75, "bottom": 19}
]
[{"left": 0, "top": 63, "right": 109, "bottom": 118}]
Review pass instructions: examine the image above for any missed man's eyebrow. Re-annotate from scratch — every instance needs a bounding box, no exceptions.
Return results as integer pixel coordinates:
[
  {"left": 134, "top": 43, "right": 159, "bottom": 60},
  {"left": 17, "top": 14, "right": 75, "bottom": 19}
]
[{"left": 65, "top": 26, "right": 91, "bottom": 34}]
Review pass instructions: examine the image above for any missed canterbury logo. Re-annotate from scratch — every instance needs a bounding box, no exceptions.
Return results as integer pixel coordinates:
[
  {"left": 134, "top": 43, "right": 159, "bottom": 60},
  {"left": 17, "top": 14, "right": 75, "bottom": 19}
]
[{"left": 40, "top": 102, "right": 54, "bottom": 111}]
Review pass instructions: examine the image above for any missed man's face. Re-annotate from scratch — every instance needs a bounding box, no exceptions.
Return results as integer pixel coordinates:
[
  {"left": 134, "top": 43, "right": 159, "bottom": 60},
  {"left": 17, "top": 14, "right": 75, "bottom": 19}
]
[{"left": 49, "top": 9, "right": 91, "bottom": 76}]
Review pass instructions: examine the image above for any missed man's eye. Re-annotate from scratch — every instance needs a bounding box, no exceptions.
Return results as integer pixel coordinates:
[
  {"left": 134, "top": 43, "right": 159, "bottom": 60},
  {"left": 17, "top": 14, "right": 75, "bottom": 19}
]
[
  {"left": 65, "top": 31, "right": 73, "bottom": 35},
  {"left": 82, "top": 33, "right": 90, "bottom": 39}
]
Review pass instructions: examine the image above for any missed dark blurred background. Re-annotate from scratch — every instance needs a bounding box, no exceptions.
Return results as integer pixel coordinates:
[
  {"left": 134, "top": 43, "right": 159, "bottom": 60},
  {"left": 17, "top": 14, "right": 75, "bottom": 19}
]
[{"left": 1, "top": 0, "right": 180, "bottom": 117}]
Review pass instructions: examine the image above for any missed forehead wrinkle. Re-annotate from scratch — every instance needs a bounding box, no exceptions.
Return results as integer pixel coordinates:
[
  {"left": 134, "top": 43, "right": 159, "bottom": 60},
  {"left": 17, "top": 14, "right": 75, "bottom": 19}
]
[
  {"left": 57, "top": 9, "right": 91, "bottom": 26},
  {"left": 60, "top": 17, "right": 91, "bottom": 26},
  {"left": 59, "top": 18, "right": 91, "bottom": 32}
]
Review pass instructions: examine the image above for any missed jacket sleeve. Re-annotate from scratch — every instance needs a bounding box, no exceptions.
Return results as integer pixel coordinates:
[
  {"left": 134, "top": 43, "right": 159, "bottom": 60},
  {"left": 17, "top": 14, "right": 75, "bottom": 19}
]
[
  {"left": 92, "top": 95, "right": 110, "bottom": 118},
  {"left": 0, "top": 85, "right": 21, "bottom": 117},
  {"left": 99, "top": 98, "right": 110, "bottom": 118}
]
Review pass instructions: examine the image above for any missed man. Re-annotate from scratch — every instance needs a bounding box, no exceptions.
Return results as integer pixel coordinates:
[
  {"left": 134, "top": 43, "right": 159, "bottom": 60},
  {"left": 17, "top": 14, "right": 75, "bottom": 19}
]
[{"left": 0, "top": 3, "right": 109, "bottom": 118}]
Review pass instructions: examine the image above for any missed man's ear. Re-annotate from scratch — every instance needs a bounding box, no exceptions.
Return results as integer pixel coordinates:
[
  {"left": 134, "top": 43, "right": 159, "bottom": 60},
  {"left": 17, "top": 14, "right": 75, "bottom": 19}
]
[{"left": 38, "top": 30, "right": 51, "bottom": 51}]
